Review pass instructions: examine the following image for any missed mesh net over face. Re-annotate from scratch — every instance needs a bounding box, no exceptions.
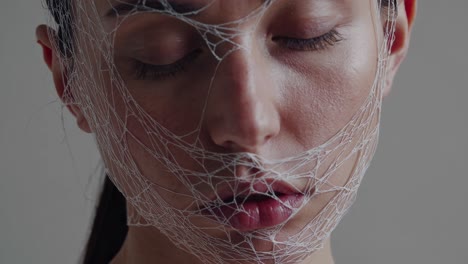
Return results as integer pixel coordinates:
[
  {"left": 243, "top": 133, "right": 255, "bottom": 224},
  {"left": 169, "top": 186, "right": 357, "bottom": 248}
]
[{"left": 46, "top": 0, "right": 397, "bottom": 263}]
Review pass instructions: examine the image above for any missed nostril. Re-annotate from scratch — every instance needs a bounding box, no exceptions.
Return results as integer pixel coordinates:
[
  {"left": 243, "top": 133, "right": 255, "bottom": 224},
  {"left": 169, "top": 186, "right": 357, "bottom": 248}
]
[
  {"left": 221, "top": 140, "right": 235, "bottom": 150},
  {"left": 247, "top": 167, "right": 261, "bottom": 178}
]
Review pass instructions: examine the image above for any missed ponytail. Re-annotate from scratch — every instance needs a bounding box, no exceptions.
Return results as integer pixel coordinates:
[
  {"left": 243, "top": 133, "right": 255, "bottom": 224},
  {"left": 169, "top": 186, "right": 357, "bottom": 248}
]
[{"left": 82, "top": 176, "right": 128, "bottom": 264}]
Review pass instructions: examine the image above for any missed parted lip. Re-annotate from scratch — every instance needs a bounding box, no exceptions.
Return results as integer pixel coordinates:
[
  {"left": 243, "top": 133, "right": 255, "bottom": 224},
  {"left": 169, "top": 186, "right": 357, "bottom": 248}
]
[
  {"left": 210, "top": 179, "right": 303, "bottom": 205},
  {"left": 201, "top": 178, "right": 307, "bottom": 231}
]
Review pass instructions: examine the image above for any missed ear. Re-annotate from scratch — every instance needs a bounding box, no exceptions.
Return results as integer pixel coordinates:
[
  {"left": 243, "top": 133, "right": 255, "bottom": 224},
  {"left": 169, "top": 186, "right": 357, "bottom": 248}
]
[
  {"left": 383, "top": 0, "right": 417, "bottom": 98},
  {"left": 36, "top": 24, "right": 92, "bottom": 133}
]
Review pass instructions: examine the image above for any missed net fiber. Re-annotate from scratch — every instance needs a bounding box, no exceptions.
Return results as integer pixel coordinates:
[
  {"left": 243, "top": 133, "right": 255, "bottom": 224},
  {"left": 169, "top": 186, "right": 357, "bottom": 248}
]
[{"left": 45, "top": 0, "right": 397, "bottom": 263}]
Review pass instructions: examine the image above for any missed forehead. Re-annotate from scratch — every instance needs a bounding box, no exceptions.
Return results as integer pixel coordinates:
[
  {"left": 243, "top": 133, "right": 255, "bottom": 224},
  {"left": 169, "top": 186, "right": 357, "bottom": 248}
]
[{"left": 90, "top": 0, "right": 370, "bottom": 23}]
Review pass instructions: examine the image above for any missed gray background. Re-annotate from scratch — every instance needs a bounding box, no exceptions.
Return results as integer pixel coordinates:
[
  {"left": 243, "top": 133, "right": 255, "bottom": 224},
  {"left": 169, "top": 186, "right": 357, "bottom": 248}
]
[{"left": 1, "top": 1, "right": 467, "bottom": 263}]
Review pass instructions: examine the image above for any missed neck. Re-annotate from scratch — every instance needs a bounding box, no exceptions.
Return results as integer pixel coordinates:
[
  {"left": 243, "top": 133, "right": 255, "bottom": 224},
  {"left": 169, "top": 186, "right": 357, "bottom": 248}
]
[{"left": 111, "top": 225, "right": 335, "bottom": 264}]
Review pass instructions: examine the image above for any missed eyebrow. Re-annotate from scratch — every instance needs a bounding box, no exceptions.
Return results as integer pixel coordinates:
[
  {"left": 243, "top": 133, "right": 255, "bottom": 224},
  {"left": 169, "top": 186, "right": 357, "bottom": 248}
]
[{"left": 105, "top": 0, "right": 202, "bottom": 17}]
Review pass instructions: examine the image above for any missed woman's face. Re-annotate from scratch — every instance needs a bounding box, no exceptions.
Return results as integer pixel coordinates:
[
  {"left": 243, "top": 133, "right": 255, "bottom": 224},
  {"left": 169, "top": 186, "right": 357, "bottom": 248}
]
[{"left": 66, "top": 0, "right": 393, "bottom": 262}]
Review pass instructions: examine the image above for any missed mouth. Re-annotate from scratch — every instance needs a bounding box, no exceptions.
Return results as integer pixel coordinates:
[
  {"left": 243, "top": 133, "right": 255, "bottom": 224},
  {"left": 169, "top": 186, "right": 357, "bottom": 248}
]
[{"left": 204, "top": 181, "right": 305, "bottom": 232}]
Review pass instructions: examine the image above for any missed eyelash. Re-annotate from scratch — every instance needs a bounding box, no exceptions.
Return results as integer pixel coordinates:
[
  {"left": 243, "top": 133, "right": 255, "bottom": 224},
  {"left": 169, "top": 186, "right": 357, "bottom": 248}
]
[
  {"left": 132, "top": 29, "right": 343, "bottom": 81},
  {"left": 273, "top": 29, "right": 344, "bottom": 51},
  {"left": 133, "top": 49, "right": 202, "bottom": 81}
]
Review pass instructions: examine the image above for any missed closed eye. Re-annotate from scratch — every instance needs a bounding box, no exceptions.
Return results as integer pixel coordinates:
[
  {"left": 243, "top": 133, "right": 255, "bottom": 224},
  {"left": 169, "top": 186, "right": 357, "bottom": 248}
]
[
  {"left": 132, "top": 49, "right": 202, "bottom": 81},
  {"left": 273, "top": 29, "right": 344, "bottom": 51}
]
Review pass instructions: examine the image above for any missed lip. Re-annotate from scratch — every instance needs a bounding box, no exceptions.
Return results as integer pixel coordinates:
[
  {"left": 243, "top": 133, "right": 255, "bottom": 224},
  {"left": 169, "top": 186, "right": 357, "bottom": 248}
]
[{"left": 204, "top": 181, "right": 305, "bottom": 231}]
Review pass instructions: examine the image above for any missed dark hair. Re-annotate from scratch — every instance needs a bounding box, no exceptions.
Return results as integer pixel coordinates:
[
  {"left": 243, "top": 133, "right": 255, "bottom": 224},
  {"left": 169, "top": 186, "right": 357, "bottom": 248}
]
[
  {"left": 44, "top": 0, "right": 396, "bottom": 263},
  {"left": 82, "top": 176, "right": 128, "bottom": 264},
  {"left": 45, "top": 0, "right": 74, "bottom": 57}
]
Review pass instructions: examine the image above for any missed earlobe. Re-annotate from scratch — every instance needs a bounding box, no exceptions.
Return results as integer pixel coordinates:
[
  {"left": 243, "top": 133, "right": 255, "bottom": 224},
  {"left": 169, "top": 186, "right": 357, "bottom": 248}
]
[
  {"left": 383, "top": 0, "right": 417, "bottom": 98},
  {"left": 36, "top": 24, "right": 92, "bottom": 134}
]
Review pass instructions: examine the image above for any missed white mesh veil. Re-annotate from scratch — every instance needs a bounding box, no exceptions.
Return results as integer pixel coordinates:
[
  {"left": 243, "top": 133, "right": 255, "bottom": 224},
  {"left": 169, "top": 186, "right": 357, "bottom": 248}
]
[{"left": 45, "top": 0, "right": 398, "bottom": 263}]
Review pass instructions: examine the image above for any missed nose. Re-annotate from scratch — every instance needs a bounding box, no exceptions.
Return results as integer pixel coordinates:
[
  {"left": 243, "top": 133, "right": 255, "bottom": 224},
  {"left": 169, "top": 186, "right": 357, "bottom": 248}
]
[{"left": 204, "top": 42, "right": 281, "bottom": 153}]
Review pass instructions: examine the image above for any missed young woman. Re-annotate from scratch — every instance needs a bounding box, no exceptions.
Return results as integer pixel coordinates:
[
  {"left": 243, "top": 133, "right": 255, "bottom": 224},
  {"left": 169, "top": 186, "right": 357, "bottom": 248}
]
[{"left": 36, "top": 0, "right": 416, "bottom": 263}]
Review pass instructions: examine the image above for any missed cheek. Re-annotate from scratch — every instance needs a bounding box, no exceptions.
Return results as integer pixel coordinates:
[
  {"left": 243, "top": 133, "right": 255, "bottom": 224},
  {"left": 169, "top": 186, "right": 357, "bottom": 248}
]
[
  {"left": 118, "top": 62, "right": 217, "bottom": 138},
  {"left": 89, "top": 80, "right": 201, "bottom": 208},
  {"left": 279, "top": 28, "right": 379, "bottom": 149}
]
